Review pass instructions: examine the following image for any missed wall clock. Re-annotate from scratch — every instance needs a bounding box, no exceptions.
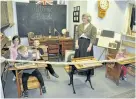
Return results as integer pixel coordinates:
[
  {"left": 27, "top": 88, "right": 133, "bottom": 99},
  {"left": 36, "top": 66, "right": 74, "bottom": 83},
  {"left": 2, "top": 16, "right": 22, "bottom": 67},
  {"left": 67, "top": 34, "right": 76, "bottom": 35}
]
[{"left": 98, "top": 0, "right": 109, "bottom": 18}]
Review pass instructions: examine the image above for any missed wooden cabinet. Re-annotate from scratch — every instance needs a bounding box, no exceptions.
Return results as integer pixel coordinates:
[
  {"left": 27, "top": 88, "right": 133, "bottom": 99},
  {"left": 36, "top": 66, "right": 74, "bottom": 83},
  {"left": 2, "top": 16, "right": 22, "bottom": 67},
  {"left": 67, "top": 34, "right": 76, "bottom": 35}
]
[
  {"left": 105, "top": 59, "right": 121, "bottom": 86},
  {"left": 59, "top": 39, "right": 74, "bottom": 55},
  {"left": 106, "top": 55, "right": 135, "bottom": 86},
  {"left": 28, "top": 37, "right": 74, "bottom": 56}
]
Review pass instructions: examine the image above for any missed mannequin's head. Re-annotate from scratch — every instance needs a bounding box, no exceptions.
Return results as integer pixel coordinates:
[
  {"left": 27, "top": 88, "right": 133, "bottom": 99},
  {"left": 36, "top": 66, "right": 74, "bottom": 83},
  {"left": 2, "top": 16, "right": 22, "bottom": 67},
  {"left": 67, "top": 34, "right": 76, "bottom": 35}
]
[
  {"left": 33, "top": 40, "right": 40, "bottom": 47},
  {"left": 12, "top": 35, "right": 21, "bottom": 46},
  {"left": 82, "top": 13, "right": 91, "bottom": 24},
  {"left": 17, "top": 46, "right": 28, "bottom": 57}
]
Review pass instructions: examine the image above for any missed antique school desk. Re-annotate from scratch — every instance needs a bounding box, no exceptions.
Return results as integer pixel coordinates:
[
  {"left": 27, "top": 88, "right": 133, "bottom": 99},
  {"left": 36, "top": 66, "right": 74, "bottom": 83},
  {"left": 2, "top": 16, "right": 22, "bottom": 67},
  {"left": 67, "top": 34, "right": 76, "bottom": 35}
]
[
  {"left": 65, "top": 57, "right": 102, "bottom": 94},
  {"left": 8, "top": 62, "right": 47, "bottom": 98},
  {"left": 106, "top": 53, "right": 135, "bottom": 86}
]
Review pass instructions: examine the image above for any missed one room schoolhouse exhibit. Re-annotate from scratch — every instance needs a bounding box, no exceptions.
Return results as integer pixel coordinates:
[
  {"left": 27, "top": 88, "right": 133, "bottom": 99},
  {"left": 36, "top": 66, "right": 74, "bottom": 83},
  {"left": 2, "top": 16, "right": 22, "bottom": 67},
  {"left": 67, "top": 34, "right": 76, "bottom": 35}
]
[{"left": 0, "top": 0, "right": 135, "bottom": 98}]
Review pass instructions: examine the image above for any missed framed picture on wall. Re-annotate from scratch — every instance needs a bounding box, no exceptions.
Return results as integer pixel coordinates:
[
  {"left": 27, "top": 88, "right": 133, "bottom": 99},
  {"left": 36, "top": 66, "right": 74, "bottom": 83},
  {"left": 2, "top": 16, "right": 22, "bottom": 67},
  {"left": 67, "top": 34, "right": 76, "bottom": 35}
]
[{"left": 73, "top": 6, "right": 80, "bottom": 22}]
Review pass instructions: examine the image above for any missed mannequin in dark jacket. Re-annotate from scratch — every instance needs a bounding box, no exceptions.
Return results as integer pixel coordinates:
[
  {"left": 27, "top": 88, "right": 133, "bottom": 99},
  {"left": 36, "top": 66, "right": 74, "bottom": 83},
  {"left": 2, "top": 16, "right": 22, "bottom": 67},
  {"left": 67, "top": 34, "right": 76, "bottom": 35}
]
[{"left": 74, "top": 13, "right": 97, "bottom": 75}]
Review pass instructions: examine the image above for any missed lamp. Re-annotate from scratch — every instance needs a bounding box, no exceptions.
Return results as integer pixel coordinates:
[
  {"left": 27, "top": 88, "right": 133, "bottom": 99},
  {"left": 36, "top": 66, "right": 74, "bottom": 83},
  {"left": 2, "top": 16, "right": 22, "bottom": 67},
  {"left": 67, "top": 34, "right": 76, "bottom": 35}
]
[{"left": 62, "top": 29, "right": 67, "bottom": 38}]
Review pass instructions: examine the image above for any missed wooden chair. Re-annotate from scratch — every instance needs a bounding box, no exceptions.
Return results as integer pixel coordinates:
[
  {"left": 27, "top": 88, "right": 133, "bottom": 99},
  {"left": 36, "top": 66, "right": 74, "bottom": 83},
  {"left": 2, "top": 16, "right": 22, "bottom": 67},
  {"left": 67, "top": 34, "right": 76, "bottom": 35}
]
[
  {"left": 45, "top": 40, "right": 60, "bottom": 61},
  {"left": 39, "top": 45, "right": 48, "bottom": 61},
  {"left": 19, "top": 72, "right": 42, "bottom": 96},
  {"left": 13, "top": 68, "right": 42, "bottom": 97}
]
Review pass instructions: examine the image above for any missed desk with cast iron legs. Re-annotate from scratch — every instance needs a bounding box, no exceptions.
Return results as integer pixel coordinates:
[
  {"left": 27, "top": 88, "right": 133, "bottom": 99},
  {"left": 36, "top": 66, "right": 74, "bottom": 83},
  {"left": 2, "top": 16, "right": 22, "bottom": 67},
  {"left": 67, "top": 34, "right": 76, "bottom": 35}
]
[{"left": 65, "top": 57, "right": 102, "bottom": 94}]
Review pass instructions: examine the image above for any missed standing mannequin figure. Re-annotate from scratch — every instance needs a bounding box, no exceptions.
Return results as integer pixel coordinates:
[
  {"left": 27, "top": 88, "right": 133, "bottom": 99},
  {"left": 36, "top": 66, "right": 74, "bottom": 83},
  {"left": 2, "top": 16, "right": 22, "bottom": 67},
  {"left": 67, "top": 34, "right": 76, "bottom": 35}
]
[{"left": 75, "top": 13, "right": 97, "bottom": 75}]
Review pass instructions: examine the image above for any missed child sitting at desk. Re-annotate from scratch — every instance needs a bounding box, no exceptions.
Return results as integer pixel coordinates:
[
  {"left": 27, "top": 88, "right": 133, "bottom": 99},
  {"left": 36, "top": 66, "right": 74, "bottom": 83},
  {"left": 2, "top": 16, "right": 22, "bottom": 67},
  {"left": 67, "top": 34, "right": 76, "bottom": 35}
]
[
  {"left": 10, "top": 35, "right": 21, "bottom": 81},
  {"left": 16, "top": 45, "right": 46, "bottom": 97},
  {"left": 32, "top": 39, "right": 59, "bottom": 78},
  {"left": 116, "top": 47, "right": 128, "bottom": 81}
]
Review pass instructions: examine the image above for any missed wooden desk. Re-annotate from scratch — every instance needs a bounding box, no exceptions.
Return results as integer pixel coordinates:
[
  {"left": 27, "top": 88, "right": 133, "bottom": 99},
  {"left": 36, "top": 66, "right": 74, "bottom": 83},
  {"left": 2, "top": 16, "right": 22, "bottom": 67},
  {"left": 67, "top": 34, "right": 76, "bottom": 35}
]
[
  {"left": 65, "top": 57, "right": 102, "bottom": 94},
  {"left": 28, "top": 37, "right": 74, "bottom": 56},
  {"left": 8, "top": 63, "right": 47, "bottom": 98},
  {"left": 72, "top": 57, "right": 102, "bottom": 70},
  {"left": 106, "top": 55, "right": 135, "bottom": 86}
]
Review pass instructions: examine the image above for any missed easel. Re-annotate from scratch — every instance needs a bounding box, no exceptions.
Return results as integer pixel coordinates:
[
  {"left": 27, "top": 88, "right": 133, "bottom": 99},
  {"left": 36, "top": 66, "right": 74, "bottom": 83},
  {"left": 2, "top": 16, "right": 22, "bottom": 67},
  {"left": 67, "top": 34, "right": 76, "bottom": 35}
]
[
  {"left": 98, "top": 47, "right": 108, "bottom": 61},
  {"left": 97, "top": 30, "right": 122, "bottom": 61},
  {"left": 98, "top": 46, "right": 117, "bottom": 61}
]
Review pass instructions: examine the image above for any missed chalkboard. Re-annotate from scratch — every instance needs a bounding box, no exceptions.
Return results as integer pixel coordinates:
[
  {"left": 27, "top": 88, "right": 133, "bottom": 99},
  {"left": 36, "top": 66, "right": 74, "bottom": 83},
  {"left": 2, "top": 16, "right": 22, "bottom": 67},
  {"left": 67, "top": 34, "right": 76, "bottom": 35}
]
[{"left": 16, "top": 2, "right": 66, "bottom": 37}]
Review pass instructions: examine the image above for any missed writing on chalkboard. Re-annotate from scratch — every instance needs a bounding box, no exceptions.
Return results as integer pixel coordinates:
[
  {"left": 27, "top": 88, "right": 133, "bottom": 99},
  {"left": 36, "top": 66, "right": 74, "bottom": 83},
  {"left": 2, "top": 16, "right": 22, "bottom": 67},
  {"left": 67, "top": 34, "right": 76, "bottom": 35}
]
[
  {"left": 31, "top": 5, "right": 53, "bottom": 20},
  {"left": 34, "top": 5, "right": 53, "bottom": 13},
  {"left": 31, "top": 13, "right": 52, "bottom": 20}
]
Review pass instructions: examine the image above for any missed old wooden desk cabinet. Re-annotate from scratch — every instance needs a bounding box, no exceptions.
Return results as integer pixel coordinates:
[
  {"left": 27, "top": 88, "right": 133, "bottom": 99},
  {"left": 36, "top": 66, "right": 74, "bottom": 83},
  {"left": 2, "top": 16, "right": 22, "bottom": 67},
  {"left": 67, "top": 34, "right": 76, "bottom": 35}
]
[
  {"left": 106, "top": 53, "right": 135, "bottom": 86},
  {"left": 28, "top": 36, "right": 74, "bottom": 56}
]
